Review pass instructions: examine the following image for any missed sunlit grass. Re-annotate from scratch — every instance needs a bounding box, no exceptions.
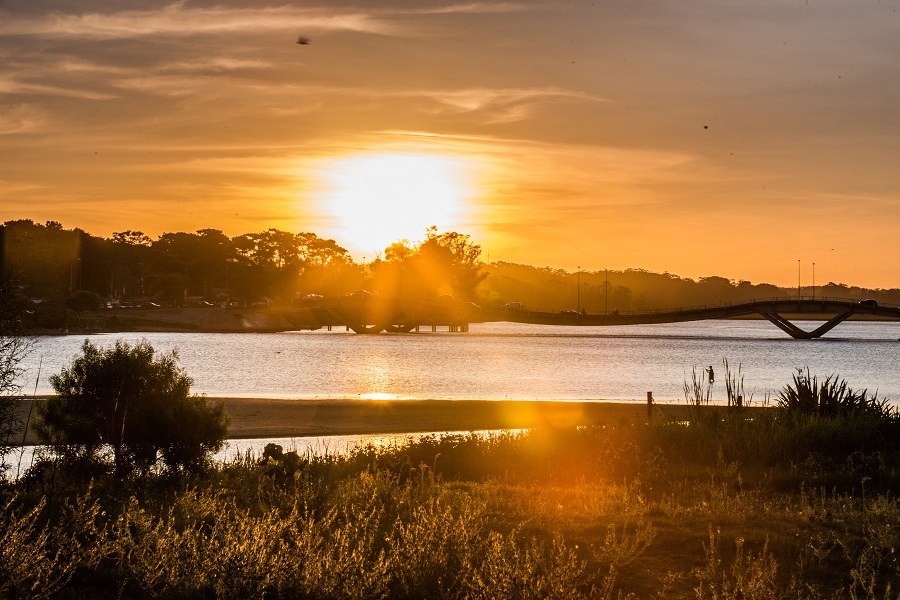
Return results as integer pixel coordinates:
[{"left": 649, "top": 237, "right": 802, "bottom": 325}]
[{"left": 2, "top": 408, "right": 898, "bottom": 598}]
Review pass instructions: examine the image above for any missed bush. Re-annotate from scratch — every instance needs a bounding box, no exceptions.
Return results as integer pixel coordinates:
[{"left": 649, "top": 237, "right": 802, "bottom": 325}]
[
  {"left": 35, "top": 340, "right": 228, "bottom": 478},
  {"left": 777, "top": 368, "right": 894, "bottom": 420}
]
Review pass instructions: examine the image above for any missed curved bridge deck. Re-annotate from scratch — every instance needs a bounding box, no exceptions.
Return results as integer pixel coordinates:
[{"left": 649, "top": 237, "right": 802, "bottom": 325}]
[{"left": 493, "top": 297, "right": 900, "bottom": 339}]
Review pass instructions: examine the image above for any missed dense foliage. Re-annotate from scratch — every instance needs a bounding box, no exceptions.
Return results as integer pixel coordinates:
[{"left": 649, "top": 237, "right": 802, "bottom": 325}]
[
  {"left": 1, "top": 219, "right": 489, "bottom": 312},
  {"left": 35, "top": 340, "right": 228, "bottom": 477},
  {"left": 5, "top": 219, "right": 899, "bottom": 325}
]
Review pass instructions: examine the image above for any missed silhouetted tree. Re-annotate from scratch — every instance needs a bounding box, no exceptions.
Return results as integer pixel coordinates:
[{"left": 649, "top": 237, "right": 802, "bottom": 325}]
[
  {"left": 111, "top": 230, "right": 151, "bottom": 247},
  {"left": 0, "top": 336, "right": 28, "bottom": 476},
  {"left": 36, "top": 340, "right": 228, "bottom": 477},
  {"left": 419, "top": 228, "right": 485, "bottom": 300},
  {"left": 0, "top": 281, "right": 30, "bottom": 476},
  {"left": 151, "top": 229, "right": 236, "bottom": 299},
  {"left": 232, "top": 229, "right": 351, "bottom": 300},
  {"left": 1, "top": 220, "right": 81, "bottom": 299},
  {"left": 374, "top": 228, "right": 485, "bottom": 301}
]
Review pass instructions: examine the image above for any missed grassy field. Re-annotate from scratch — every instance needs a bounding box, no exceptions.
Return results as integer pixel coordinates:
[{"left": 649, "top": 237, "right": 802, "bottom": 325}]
[{"left": 2, "top": 403, "right": 898, "bottom": 599}]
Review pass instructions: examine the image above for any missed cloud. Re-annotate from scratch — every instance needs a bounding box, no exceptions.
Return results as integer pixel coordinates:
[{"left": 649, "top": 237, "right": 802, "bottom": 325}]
[
  {"left": 0, "top": 4, "right": 396, "bottom": 40},
  {"left": 0, "top": 104, "right": 46, "bottom": 134},
  {"left": 157, "top": 57, "right": 272, "bottom": 73},
  {"left": 416, "top": 86, "right": 606, "bottom": 123},
  {"left": 0, "top": 76, "right": 117, "bottom": 100},
  {"left": 404, "top": 3, "right": 531, "bottom": 16}
]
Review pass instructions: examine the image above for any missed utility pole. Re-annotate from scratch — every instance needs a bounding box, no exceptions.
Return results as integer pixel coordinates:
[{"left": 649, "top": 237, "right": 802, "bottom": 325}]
[
  {"left": 812, "top": 262, "right": 815, "bottom": 300},
  {"left": 797, "top": 259, "right": 801, "bottom": 300}
]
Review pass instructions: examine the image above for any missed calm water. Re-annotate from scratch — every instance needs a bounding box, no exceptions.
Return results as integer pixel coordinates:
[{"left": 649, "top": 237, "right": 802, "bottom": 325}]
[
  {"left": 6, "top": 430, "right": 517, "bottom": 477},
  {"left": 16, "top": 320, "right": 900, "bottom": 405}
]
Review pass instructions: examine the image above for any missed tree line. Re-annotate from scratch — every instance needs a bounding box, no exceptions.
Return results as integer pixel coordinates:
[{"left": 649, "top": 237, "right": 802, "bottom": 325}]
[
  {"left": 479, "top": 263, "right": 900, "bottom": 313},
  {"left": 0, "top": 220, "right": 485, "bottom": 328},
  {"left": 3, "top": 219, "right": 898, "bottom": 328}
]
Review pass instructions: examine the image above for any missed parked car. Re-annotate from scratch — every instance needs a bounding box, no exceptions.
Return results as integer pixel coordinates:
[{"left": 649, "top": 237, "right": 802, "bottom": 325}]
[
  {"left": 185, "top": 299, "right": 214, "bottom": 307},
  {"left": 858, "top": 299, "right": 878, "bottom": 308}
]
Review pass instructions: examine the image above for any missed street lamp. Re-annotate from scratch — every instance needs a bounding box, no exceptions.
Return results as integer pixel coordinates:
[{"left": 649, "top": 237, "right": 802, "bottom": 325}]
[
  {"left": 812, "top": 262, "right": 815, "bottom": 300},
  {"left": 797, "top": 259, "right": 801, "bottom": 300},
  {"left": 605, "top": 268, "right": 609, "bottom": 314},
  {"left": 576, "top": 266, "right": 581, "bottom": 313}
]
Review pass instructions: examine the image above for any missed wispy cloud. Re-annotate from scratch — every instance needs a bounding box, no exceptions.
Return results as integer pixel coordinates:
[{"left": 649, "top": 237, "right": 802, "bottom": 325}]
[
  {"left": 404, "top": 3, "right": 531, "bottom": 16},
  {"left": 0, "top": 4, "right": 396, "bottom": 39},
  {"left": 0, "top": 104, "right": 46, "bottom": 135},
  {"left": 417, "top": 86, "right": 606, "bottom": 123},
  {"left": 157, "top": 57, "right": 272, "bottom": 73},
  {"left": 0, "top": 76, "right": 116, "bottom": 100}
]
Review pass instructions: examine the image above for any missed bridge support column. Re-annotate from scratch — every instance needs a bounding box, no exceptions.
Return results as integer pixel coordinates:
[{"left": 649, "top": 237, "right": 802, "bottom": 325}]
[
  {"left": 758, "top": 311, "right": 854, "bottom": 339},
  {"left": 759, "top": 312, "right": 809, "bottom": 339}
]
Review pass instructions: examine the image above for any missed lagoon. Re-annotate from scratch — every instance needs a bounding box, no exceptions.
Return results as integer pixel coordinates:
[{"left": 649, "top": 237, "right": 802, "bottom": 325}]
[{"left": 17, "top": 320, "right": 900, "bottom": 405}]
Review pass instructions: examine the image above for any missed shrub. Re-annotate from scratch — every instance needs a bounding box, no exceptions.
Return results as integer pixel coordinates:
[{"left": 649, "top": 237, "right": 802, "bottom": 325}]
[{"left": 35, "top": 339, "right": 228, "bottom": 478}]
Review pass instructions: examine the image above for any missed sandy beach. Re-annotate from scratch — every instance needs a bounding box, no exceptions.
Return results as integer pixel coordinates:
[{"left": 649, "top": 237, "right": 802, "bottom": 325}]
[{"left": 13, "top": 397, "right": 723, "bottom": 445}]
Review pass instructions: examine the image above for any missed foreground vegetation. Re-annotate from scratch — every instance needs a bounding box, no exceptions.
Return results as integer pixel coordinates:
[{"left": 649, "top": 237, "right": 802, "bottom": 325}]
[{"left": 3, "top": 404, "right": 898, "bottom": 599}]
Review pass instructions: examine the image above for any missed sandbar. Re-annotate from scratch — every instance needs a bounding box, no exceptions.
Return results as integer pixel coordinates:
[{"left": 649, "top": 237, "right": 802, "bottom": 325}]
[{"left": 12, "top": 397, "right": 735, "bottom": 445}]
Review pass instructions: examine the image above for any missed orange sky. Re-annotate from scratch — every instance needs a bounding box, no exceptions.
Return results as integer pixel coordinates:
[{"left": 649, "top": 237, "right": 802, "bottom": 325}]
[{"left": 2, "top": 1, "right": 899, "bottom": 288}]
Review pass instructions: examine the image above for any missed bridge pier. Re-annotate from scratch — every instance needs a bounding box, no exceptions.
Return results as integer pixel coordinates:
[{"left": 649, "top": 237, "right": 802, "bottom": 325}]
[{"left": 758, "top": 310, "right": 855, "bottom": 339}]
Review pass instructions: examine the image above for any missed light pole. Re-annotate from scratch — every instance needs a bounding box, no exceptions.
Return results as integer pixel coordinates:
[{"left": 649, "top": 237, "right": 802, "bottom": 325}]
[
  {"left": 797, "top": 259, "right": 801, "bottom": 300},
  {"left": 576, "top": 266, "right": 581, "bottom": 313},
  {"left": 812, "top": 262, "right": 815, "bottom": 300},
  {"left": 605, "top": 268, "right": 609, "bottom": 314}
]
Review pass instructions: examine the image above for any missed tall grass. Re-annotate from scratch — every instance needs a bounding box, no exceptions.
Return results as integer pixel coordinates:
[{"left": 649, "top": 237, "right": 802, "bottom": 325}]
[
  {"left": 3, "top": 408, "right": 898, "bottom": 598},
  {"left": 721, "top": 358, "right": 751, "bottom": 409},
  {"left": 3, "top": 363, "right": 899, "bottom": 598}
]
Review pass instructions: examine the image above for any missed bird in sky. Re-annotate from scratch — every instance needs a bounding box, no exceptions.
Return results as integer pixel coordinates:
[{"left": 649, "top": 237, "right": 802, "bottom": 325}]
[{"left": 297, "top": 36, "right": 311, "bottom": 45}]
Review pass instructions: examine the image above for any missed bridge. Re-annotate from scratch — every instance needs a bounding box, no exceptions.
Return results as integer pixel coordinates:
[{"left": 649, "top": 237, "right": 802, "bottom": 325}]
[
  {"left": 496, "top": 297, "right": 900, "bottom": 339},
  {"left": 272, "top": 296, "right": 900, "bottom": 339}
]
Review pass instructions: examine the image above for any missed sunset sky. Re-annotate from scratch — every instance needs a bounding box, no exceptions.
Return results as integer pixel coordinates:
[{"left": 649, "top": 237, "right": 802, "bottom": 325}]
[{"left": 2, "top": 0, "right": 899, "bottom": 288}]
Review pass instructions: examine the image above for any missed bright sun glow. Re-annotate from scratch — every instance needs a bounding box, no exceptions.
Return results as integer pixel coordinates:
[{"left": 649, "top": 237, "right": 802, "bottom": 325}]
[{"left": 316, "top": 152, "right": 474, "bottom": 257}]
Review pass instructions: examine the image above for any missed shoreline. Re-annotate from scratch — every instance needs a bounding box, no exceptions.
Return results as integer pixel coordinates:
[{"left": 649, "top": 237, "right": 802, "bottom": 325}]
[{"left": 12, "top": 397, "right": 759, "bottom": 446}]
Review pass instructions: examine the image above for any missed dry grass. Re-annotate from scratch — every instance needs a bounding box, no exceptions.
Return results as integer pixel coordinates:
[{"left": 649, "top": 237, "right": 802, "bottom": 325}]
[{"left": 2, "top": 408, "right": 899, "bottom": 598}]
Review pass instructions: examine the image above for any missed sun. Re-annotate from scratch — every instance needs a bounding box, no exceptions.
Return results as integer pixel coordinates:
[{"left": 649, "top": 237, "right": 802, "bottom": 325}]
[{"left": 315, "top": 152, "right": 474, "bottom": 257}]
